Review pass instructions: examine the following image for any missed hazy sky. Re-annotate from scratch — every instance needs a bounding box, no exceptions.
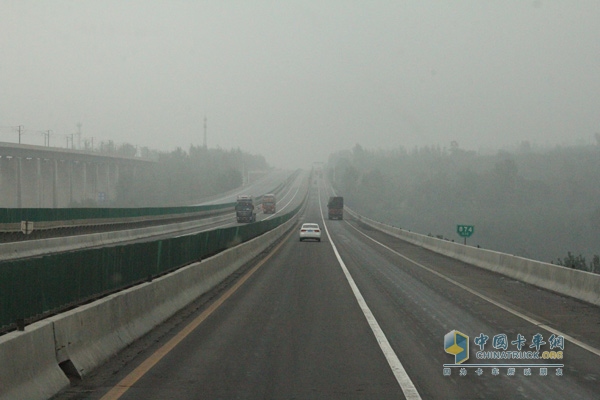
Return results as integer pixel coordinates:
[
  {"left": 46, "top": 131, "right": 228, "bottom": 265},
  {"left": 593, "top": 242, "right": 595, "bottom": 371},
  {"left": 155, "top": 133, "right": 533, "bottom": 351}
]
[{"left": 2, "top": 1, "right": 599, "bottom": 167}]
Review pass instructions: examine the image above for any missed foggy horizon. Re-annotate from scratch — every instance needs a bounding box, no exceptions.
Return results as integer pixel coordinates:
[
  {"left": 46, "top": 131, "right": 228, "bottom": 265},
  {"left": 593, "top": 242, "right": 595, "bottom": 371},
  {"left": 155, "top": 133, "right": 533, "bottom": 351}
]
[{"left": 2, "top": 1, "right": 599, "bottom": 168}]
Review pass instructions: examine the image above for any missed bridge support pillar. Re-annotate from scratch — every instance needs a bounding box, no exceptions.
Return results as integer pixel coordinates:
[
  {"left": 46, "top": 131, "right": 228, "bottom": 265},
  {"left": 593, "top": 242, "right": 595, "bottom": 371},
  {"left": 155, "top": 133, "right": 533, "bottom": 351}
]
[
  {"left": 16, "top": 157, "right": 22, "bottom": 208},
  {"left": 37, "top": 158, "right": 42, "bottom": 207},
  {"left": 52, "top": 160, "right": 58, "bottom": 208}
]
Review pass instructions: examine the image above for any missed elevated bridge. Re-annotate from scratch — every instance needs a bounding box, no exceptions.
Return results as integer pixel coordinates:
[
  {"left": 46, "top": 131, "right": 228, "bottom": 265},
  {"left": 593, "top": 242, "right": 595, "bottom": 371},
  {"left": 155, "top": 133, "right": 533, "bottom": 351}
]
[{"left": 0, "top": 142, "right": 154, "bottom": 208}]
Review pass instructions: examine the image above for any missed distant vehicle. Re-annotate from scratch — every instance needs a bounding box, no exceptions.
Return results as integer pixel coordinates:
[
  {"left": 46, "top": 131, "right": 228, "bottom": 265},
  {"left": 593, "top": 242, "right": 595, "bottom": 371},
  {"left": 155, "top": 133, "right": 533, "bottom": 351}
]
[
  {"left": 327, "top": 196, "right": 343, "bottom": 220},
  {"left": 299, "top": 223, "right": 321, "bottom": 242},
  {"left": 262, "top": 193, "right": 276, "bottom": 214},
  {"left": 236, "top": 195, "right": 256, "bottom": 223}
]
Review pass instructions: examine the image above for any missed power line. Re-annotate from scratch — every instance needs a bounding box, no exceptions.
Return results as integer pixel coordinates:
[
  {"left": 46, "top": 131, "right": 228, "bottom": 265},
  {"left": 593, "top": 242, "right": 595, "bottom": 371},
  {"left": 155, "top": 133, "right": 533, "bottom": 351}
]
[
  {"left": 43, "top": 130, "right": 52, "bottom": 147},
  {"left": 0, "top": 125, "right": 25, "bottom": 143},
  {"left": 76, "top": 122, "right": 82, "bottom": 149}
]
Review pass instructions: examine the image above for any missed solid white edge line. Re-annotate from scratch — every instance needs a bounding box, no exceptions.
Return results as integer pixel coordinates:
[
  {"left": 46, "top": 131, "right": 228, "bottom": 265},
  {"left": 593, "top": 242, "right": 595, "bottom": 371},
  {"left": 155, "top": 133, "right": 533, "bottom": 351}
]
[
  {"left": 318, "top": 186, "right": 422, "bottom": 400},
  {"left": 345, "top": 220, "right": 600, "bottom": 359}
]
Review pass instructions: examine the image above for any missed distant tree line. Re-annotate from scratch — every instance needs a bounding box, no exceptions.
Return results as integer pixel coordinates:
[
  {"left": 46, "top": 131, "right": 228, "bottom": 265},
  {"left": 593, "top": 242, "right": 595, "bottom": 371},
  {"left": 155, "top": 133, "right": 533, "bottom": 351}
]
[
  {"left": 327, "top": 142, "right": 600, "bottom": 271},
  {"left": 79, "top": 139, "right": 158, "bottom": 160},
  {"left": 553, "top": 252, "right": 600, "bottom": 274},
  {"left": 113, "top": 145, "right": 269, "bottom": 207}
]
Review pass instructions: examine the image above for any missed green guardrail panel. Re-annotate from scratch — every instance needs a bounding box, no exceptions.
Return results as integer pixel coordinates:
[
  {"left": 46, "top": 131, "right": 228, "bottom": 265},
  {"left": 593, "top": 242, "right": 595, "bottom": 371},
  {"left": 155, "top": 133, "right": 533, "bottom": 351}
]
[
  {"left": 0, "top": 169, "right": 300, "bottom": 224},
  {"left": 0, "top": 201, "right": 302, "bottom": 332},
  {"left": 0, "top": 202, "right": 234, "bottom": 224}
]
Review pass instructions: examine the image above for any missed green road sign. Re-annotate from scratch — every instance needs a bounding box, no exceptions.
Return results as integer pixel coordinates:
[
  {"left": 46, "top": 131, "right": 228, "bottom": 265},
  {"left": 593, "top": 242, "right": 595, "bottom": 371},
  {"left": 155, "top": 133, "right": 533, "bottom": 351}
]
[{"left": 457, "top": 225, "right": 474, "bottom": 238}]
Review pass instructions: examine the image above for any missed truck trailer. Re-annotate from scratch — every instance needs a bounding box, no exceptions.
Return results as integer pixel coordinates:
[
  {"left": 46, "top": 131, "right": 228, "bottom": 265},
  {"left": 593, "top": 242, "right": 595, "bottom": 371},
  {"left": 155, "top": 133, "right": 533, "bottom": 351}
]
[
  {"left": 236, "top": 195, "right": 256, "bottom": 223},
  {"left": 327, "top": 196, "right": 344, "bottom": 220},
  {"left": 262, "top": 193, "right": 276, "bottom": 214}
]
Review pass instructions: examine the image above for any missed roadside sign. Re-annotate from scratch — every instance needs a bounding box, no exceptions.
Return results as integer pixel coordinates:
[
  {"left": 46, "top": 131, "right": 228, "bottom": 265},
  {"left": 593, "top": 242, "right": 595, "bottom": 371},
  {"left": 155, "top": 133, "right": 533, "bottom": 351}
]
[
  {"left": 456, "top": 225, "right": 474, "bottom": 238},
  {"left": 457, "top": 225, "right": 474, "bottom": 245},
  {"left": 21, "top": 221, "right": 34, "bottom": 235}
]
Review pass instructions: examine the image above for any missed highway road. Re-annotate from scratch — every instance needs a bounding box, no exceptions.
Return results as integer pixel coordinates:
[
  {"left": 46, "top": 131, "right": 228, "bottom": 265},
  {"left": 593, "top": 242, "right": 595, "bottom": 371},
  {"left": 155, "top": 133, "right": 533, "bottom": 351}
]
[
  {"left": 197, "top": 169, "right": 294, "bottom": 206},
  {"left": 0, "top": 170, "right": 304, "bottom": 261},
  {"left": 53, "top": 178, "right": 600, "bottom": 399},
  {"left": 0, "top": 169, "right": 292, "bottom": 239}
]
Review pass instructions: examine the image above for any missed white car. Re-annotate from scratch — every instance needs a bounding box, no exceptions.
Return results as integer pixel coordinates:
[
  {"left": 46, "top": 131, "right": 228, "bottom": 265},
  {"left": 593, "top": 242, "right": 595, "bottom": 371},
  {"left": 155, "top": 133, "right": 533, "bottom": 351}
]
[{"left": 299, "top": 223, "right": 321, "bottom": 242}]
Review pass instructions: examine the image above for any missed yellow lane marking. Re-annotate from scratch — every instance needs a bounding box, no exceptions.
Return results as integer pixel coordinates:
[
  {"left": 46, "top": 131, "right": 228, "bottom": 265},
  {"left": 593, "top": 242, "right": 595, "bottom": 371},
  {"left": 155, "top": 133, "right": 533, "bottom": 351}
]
[{"left": 100, "top": 229, "right": 294, "bottom": 400}]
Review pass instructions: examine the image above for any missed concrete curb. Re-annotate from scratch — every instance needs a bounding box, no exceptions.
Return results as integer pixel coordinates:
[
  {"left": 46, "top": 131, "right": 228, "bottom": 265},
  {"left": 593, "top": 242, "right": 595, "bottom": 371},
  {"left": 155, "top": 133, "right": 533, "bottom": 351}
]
[{"left": 346, "top": 207, "right": 600, "bottom": 307}]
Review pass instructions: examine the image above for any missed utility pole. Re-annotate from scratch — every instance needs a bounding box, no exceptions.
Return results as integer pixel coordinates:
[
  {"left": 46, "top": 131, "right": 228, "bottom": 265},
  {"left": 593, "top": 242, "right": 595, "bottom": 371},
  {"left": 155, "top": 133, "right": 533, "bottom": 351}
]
[
  {"left": 203, "top": 116, "right": 207, "bottom": 149},
  {"left": 45, "top": 130, "right": 52, "bottom": 147},
  {"left": 76, "top": 122, "right": 82, "bottom": 149},
  {"left": 17, "top": 125, "right": 24, "bottom": 144}
]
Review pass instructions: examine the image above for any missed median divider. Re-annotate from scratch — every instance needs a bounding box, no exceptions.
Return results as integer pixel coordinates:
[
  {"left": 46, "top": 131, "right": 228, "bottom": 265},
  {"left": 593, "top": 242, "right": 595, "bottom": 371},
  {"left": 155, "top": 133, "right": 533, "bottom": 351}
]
[
  {"left": 0, "top": 210, "right": 298, "bottom": 400},
  {"left": 346, "top": 207, "right": 600, "bottom": 307},
  {"left": 0, "top": 212, "right": 234, "bottom": 262},
  {"left": 0, "top": 320, "right": 70, "bottom": 400},
  {"left": 50, "top": 214, "right": 296, "bottom": 377}
]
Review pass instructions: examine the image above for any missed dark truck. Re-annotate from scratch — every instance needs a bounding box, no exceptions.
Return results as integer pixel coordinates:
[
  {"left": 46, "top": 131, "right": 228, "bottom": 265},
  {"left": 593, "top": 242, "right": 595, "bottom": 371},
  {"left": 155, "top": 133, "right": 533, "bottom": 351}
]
[
  {"left": 236, "top": 195, "right": 256, "bottom": 223},
  {"left": 262, "top": 193, "right": 276, "bottom": 214},
  {"left": 327, "top": 196, "right": 344, "bottom": 220}
]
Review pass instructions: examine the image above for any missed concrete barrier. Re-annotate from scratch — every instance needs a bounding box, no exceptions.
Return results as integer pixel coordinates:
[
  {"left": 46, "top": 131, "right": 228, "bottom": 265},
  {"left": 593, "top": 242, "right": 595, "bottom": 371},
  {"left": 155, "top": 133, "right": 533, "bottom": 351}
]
[
  {"left": 0, "top": 320, "right": 69, "bottom": 400},
  {"left": 0, "top": 212, "right": 234, "bottom": 261},
  {"left": 347, "top": 207, "right": 600, "bottom": 307},
  {"left": 50, "top": 213, "right": 298, "bottom": 378},
  {"left": 0, "top": 213, "right": 298, "bottom": 399}
]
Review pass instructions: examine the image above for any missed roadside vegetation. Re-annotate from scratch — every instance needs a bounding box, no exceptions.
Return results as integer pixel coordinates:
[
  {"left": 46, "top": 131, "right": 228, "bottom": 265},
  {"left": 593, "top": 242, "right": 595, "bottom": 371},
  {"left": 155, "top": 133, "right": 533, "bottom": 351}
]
[
  {"left": 327, "top": 141, "right": 600, "bottom": 270},
  {"left": 553, "top": 252, "right": 600, "bottom": 274}
]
